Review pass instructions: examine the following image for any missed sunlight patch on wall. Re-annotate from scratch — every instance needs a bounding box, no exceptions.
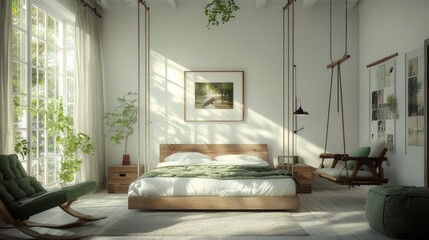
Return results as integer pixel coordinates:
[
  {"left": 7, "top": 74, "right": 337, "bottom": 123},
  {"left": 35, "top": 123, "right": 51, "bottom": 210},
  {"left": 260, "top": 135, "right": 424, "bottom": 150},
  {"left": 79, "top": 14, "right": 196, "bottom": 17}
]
[
  {"left": 148, "top": 50, "right": 326, "bottom": 169},
  {"left": 296, "top": 135, "right": 326, "bottom": 168}
]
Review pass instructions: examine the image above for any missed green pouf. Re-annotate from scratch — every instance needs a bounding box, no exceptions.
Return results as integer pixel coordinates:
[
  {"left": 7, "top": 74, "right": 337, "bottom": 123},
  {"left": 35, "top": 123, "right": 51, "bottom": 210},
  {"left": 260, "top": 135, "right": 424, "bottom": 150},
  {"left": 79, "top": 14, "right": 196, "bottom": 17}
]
[{"left": 365, "top": 185, "right": 429, "bottom": 239}]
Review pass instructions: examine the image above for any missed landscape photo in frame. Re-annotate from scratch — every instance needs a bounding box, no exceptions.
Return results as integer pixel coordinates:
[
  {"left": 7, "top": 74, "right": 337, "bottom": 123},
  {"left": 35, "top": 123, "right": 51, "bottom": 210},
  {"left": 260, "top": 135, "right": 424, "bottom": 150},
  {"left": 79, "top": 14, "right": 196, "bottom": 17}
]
[
  {"left": 184, "top": 71, "right": 244, "bottom": 122},
  {"left": 194, "top": 82, "right": 234, "bottom": 110}
]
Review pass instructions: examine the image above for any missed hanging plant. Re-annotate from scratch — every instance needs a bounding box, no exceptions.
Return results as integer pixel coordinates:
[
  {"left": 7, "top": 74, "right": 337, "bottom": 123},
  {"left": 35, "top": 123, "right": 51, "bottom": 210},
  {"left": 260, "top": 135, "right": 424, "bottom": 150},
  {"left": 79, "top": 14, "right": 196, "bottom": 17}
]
[{"left": 204, "top": 0, "right": 240, "bottom": 28}]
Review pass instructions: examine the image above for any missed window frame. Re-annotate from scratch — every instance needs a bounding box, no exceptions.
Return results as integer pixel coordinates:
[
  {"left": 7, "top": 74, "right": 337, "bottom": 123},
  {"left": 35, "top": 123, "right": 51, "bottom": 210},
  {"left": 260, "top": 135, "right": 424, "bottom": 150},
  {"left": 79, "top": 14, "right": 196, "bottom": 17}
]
[{"left": 12, "top": 0, "right": 76, "bottom": 187}]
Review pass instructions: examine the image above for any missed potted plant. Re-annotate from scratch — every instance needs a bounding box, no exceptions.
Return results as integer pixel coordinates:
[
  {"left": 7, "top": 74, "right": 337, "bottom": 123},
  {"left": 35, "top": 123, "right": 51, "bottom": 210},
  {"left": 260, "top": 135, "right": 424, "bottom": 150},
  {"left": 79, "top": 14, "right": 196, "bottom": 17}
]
[
  {"left": 204, "top": 0, "right": 240, "bottom": 28},
  {"left": 104, "top": 92, "right": 138, "bottom": 165},
  {"left": 45, "top": 99, "right": 95, "bottom": 184}
]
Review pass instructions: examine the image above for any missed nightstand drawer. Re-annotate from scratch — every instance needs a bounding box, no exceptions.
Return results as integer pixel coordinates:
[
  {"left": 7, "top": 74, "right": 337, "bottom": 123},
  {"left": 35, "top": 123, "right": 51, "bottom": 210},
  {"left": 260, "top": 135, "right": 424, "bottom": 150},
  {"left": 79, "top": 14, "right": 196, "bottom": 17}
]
[
  {"left": 108, "top": 165, "right": 144, "bottom": 193},
  {"left": 108, "top": 172, "right": 138, "bottom": 180},
  {"left": 108, "top": 182, "right": 131, "bottom": 193}
]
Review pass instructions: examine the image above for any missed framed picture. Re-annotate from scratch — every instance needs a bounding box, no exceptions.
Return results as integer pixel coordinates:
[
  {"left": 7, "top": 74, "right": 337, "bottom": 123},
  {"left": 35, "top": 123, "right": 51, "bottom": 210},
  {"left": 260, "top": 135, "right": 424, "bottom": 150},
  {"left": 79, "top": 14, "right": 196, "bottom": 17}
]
[
  {"left": 405, "top": 46, "right": 424, "bottom": 155},
  {"left": 184, "top": 71, "right": 244, "bottom": 122}
]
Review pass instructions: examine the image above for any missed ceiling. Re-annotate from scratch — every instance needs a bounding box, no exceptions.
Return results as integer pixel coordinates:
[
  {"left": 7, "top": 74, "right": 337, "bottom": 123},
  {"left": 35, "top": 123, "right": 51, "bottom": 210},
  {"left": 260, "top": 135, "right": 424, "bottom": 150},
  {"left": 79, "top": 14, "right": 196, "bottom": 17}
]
[{"left": 96, "top": 0, "right": 359, "bottom": 9}]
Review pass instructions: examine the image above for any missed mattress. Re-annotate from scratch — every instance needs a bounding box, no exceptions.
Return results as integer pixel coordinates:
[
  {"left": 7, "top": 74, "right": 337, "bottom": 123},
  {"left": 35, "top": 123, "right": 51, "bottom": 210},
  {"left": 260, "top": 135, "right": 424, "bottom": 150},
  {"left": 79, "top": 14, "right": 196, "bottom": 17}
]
[
  {"left": 128, "top": 152, "right": 297, "bottom": 197},
  {"left": 128, "top": 177, "right": 296, "bottom": 197}
]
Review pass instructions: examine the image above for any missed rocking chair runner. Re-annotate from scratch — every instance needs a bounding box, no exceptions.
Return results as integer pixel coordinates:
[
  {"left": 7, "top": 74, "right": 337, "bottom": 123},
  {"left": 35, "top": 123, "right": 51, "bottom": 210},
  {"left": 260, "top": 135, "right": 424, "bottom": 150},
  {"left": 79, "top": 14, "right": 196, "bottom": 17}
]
[{"left": 0, "top": 154, "right": 106, "bottom": 239}]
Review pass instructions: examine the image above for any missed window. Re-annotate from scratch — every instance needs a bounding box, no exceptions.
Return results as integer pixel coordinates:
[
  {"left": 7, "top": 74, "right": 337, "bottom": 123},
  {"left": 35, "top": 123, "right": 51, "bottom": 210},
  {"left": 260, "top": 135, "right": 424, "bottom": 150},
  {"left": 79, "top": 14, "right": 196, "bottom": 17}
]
[{"left": 12, "top": 0, "right": 75, "bottom": 186}]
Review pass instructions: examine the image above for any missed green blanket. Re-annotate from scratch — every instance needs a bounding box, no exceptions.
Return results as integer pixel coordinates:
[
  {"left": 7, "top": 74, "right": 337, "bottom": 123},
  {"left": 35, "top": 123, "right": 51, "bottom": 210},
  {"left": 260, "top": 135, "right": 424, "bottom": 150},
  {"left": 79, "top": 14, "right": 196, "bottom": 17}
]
[{"left": 141, "top": 165, "right": 294, "bottom": 180}]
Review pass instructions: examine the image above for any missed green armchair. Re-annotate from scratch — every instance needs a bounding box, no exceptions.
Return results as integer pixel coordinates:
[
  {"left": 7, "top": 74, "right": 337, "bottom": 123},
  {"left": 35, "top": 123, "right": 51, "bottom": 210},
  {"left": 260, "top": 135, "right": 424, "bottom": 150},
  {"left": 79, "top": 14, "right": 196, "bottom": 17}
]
[{"left": 0, "top": 154, "right": 106, "bottom": 239}]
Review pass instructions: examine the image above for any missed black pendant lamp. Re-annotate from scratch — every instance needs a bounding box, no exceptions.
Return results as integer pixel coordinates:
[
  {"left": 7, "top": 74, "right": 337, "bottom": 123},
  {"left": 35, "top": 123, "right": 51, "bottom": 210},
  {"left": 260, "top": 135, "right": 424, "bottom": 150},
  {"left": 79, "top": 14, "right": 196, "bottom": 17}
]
[
  {"left": 294, "top": 99, "right": 309, "bottom": 116},
  {"left": 293, "top": 65, "right": 309, "bottom": 117}
]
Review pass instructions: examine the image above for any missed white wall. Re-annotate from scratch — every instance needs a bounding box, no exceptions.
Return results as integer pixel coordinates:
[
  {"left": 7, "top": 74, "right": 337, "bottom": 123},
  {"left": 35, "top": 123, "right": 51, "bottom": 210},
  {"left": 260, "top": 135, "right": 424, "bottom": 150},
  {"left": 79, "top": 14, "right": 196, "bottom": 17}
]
[
  {"left": 101, "top": 2, "right": 139, "bottom": 165},
  {"left": 101, "top": 0, "right": 360, "bottom": 171},
  {"left": 359, "top": 0, "right": 429, "bottom": 186}
]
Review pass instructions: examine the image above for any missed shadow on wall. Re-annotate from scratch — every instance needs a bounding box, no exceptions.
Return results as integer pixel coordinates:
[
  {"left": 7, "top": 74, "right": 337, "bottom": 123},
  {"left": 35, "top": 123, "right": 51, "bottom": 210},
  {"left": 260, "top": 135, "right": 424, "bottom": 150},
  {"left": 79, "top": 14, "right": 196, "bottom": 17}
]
[{"left": 148, "top": 50, "right": 326, "bottom": 171}]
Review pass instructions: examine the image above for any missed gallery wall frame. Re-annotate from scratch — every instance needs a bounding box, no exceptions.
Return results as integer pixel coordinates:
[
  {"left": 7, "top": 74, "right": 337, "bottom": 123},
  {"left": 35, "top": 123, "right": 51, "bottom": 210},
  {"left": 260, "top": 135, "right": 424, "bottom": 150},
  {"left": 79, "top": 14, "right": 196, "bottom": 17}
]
[
  {"left": 368, "top": 54, "right": 397, "bottom": 153},
  {"left": 424, "top": 38, "right": 429, "bottom": 188},
  {"left": 405, "top": 47, "right": 425, "bottom": 155},
  {"left": 184, "top": 71, "right": 244, "bottom": 122}
]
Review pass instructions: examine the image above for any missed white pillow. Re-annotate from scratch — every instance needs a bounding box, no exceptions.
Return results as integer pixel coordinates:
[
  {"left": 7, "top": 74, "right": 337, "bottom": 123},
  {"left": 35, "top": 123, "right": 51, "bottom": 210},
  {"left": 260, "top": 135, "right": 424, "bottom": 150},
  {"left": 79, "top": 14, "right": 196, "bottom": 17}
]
[
  {"left": 164, "top": 152, "right": 211, "bottom": 162},
  {"left": 369, "top": 140, "right": 385, "bottom": 157},
  {"left": 215, "top": 154, "right": 264, "bottom": 162},
  {"left": 214, "top": 154, "right": 269, "bottom": 167},
  {"left": 157, "top": 160, "right": 211, "bottom": 167}
]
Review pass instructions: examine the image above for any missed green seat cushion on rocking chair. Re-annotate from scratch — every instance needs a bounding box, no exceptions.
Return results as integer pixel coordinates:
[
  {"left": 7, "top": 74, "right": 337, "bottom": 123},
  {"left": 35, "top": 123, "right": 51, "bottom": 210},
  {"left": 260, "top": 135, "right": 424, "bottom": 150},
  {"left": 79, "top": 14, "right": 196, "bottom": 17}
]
[
  {"left": 347, "top": 146, "right": 371, "bottom": 170},
  {"left": 11, "top": 180, "right": 96, "bottom": 219}
]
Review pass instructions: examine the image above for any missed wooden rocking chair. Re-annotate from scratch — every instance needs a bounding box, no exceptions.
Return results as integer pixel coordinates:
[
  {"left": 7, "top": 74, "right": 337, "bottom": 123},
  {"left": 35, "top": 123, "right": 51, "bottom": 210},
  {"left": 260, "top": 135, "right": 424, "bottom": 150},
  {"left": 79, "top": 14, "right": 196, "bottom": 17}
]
[
  {"left": 0, "top": 154, "right": 106, "bottom": 239},
  {"left": 317, "top": 147, "right": 389, "bottom": 186}
]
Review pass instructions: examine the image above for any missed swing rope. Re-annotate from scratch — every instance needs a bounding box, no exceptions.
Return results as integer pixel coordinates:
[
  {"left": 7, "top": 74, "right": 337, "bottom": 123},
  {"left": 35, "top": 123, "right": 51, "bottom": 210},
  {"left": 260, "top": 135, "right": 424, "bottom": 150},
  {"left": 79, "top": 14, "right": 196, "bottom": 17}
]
[
  {"left": 329, "top": 0, "right": 332, "bottom": 62},
  {"left": 320, "top": 1, "right": 350, "bottom": 184},
  {"left": 344, "top": 0, "right": 348, "bottom": 56}
]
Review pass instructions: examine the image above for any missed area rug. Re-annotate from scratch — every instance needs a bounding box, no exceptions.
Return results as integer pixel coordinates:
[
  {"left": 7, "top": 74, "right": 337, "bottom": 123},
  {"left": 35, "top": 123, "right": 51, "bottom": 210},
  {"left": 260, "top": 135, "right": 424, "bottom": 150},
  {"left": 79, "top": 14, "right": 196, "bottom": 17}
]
[{"left": 97, "top": 211, "right": 309, "bottom": 236}]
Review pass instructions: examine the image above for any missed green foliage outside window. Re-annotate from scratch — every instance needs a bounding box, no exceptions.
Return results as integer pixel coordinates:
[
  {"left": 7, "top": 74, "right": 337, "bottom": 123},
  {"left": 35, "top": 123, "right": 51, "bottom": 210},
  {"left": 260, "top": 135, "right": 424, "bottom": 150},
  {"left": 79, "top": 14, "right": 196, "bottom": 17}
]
[{"left": 12, "top": 0, "right": 78, "bottom": 185}]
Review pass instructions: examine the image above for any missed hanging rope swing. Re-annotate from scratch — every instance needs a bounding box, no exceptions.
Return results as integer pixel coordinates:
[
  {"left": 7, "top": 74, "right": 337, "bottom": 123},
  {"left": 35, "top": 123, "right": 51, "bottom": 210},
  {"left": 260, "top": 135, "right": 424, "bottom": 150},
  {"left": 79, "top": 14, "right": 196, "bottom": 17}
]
[
  {"left": 319, "top": 0, "right": 353, "bottom": 184},
  {"left": 321, "top": 0, "right": 350, "bottom": 167},
  {"left": 318, "top": 0, "right": 389, "bottom": 186}
]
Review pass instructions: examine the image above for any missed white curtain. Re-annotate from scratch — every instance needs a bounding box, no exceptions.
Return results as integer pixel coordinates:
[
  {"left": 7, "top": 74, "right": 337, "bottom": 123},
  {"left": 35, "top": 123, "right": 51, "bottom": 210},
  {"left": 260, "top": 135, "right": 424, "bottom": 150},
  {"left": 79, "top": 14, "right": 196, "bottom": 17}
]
[
  {"left": 0, "top": 1, "right": 14, "bottom": 154},
  {"left": 75, "top": 3, "right": 105, "bottom": 191}
]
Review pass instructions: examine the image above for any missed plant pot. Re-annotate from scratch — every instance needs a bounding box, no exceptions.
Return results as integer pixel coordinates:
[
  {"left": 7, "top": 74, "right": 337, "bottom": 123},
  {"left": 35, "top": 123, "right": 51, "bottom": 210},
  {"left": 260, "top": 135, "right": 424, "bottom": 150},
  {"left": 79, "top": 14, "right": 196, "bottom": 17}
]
[{"left": 122, "top": 154, "right": 131, "bottom": 165}]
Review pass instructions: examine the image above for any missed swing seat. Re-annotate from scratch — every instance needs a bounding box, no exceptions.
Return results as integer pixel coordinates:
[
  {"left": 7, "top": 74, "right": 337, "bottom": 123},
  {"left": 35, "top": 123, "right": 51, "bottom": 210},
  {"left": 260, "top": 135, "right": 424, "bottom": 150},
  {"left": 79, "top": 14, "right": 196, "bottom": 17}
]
[{"left": 316, "top": 146, "right": 389, "bottom": 186}]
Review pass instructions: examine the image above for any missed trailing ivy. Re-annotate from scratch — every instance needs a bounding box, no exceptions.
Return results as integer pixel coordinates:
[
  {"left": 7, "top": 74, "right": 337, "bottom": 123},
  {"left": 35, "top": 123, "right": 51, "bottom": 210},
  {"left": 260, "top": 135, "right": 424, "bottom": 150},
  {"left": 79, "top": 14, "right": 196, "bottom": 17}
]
[{"left": 204, "top": 0, "right": 240, "bottom": 28}]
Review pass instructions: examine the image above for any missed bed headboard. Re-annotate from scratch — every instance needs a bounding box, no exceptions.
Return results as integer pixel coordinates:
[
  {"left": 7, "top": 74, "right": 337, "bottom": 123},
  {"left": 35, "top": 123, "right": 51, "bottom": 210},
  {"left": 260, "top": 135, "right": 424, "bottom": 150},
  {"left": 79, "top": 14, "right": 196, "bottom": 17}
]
[{"left": 159, "top": 144, "right": 268, "bottom": 162}]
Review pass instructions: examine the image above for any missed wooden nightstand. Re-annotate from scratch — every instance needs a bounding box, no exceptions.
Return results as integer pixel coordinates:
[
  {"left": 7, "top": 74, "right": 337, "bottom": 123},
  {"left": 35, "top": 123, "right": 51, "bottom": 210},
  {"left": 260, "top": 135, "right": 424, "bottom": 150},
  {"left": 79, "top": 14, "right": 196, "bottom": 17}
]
[
  {"left": 277, "top": 164, "right": 314, "bottom": 194},
  {"left": 108, "top": 164, "right": 144, "bottom": 193}
]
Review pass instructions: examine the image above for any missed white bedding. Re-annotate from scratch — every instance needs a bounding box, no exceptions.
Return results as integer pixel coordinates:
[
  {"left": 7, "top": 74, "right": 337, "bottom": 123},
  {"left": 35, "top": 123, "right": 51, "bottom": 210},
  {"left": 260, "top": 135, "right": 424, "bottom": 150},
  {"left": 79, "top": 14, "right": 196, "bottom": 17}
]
[
  {"left": 128, "top": 177, "right": 296, "bottom": 197},
  {"left": 128, "top": 153, "right": 296, "bottom": 197}
]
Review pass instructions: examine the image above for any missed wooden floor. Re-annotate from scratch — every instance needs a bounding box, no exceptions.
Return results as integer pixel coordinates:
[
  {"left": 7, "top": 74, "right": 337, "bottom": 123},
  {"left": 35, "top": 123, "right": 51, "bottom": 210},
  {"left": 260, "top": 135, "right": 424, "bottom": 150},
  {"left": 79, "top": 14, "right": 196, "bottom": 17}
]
[{"left": 0, "top": 179, "right": 394, "bottom": 240}]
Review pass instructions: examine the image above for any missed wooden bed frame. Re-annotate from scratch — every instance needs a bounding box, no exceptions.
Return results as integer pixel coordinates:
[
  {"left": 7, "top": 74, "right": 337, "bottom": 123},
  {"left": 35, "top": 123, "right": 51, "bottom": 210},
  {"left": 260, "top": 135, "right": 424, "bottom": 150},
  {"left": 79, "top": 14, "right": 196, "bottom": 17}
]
[{"left": 128, "top": 144, "right": 300, "bottom": 210}]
